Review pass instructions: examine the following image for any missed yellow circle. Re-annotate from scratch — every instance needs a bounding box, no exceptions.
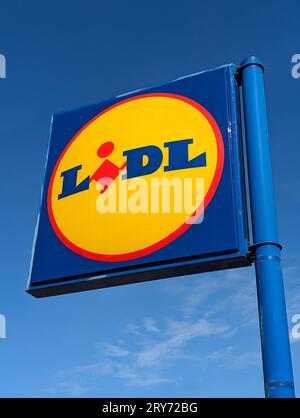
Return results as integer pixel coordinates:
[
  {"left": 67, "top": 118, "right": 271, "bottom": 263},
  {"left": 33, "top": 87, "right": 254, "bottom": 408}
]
[{"left": 49, "top": 94, "right": 223, "bottom": 261}]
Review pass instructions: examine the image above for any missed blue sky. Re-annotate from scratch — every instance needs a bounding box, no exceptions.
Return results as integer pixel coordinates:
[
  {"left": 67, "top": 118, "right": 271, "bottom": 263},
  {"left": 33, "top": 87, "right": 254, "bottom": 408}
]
[{"left": 0, "top": 0, "right": 300, "bottom": 397}]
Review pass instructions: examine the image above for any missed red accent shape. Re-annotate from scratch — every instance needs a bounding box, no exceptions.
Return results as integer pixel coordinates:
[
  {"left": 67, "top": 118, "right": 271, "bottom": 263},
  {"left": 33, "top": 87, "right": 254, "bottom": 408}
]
[
  {"left": 48, "top": 93, "right": 224, "bottom": 262},
  {"left": 97, "top": 141, "right": 114, "bottom": 158},
  {"left": 90, "top": 160, "right": 124, "bottom": 193},
  {"left": 90, "top": 141, "right": 127, "bottom": 193}
]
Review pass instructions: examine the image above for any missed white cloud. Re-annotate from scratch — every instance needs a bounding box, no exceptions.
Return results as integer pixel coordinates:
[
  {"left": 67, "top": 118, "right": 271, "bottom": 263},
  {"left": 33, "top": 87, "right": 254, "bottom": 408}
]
[
  {"left": 205, "top": 347, "right": 261, "bottom": 371},
  {"left": 143, "top": 318, "right": 159, "bottom": 333},
  {"left": 136, "top": 318, "right": 231, "bottom": 368},
  {"left": 205, "top": 346, "right": 233, "bottom": 362},
  {"left": 60, "top": 358, "right": 172, "bottom": 389},
  {"left": 160, "top": 268, "right": 258, "bottom": 333},
  {"left": 95, "top": 342, "right": 130, "bottom": 358},
  {"left": 228, "top": 352, "right": 261, "bottom": 370},
  {"left": 50, "top": 265, "right": 271, "bottom": 395},
  {"left": 52, "top": 316, "right": 232, "bottom": 393},
  {"left": 124, "top": 322, "right": 140, "bottom": 335}
]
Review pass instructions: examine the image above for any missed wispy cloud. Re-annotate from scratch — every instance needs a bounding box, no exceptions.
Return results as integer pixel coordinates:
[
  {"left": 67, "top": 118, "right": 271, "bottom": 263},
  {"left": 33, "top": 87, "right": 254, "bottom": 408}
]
[
  {"left": 136, "top": 318, "right": 231, "bottom": 368},
  {"left": 229, "top": 352, "right": 261, "bottom": 370},
  {"left": 163, "top": 267, "right": 258, "bottom": 329},
  {"left": 95, "top": 342, "right": 130, "bottom": 358},
  {"left": 143, "top": 318, "right": 160, "bottom": 333},
  {"left": 50, "top": 262, "right": 299, "bottom": 395},
  {"left": 51, "top": 316, "right": 233, "bottom": 394},
  {"left": 205, "top": 347, "right": 261, "bottom": 370},
  {"left": 71, "top": 359, "right": 171, "bottom": 387},
  {"left": 46, "top": 379, "right": 90, "bottom": 397},
  {"left": 124, "top": 322, "right": 140, "bottom": 335}
]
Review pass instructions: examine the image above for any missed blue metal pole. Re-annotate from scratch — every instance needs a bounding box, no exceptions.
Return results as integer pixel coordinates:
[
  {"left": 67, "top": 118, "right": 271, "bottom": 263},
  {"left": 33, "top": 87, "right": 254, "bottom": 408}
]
[{"left": 239, "top": 57, "right": 295, "bottom": 398}]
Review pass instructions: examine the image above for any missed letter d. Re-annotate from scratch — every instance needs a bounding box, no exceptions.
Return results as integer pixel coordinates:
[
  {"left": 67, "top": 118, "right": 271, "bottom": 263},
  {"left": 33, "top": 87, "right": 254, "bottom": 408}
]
[{"left": 123, "top": 145, "right": 163, "bottom": 179}]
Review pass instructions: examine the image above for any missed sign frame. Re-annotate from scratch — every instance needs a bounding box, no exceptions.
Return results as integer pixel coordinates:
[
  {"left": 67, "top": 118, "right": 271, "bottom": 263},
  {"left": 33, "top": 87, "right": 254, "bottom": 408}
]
[{"left": 27, "top": 64, "right": 251, "bottom": 297}]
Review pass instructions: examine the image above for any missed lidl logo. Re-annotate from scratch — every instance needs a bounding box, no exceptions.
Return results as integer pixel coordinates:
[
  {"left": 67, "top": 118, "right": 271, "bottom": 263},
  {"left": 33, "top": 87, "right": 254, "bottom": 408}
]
[
  {"left": 29, "top": 64, "right": 250, "bottom": 297},
  {"left": 48, "top": 93, "right": 224, "bottom": 261}
]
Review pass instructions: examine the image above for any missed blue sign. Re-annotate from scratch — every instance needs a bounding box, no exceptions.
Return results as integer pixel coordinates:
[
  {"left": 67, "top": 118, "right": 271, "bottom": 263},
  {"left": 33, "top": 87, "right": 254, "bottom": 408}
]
[{"left": 27, "top": 64, "right": 251, "bottom": 297}]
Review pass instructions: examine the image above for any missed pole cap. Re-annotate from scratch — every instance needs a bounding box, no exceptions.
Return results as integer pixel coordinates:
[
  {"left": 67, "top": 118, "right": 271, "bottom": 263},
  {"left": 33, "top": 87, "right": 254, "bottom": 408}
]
[{"left": 239, "top": 56, "right": 265, "bottom": 72}]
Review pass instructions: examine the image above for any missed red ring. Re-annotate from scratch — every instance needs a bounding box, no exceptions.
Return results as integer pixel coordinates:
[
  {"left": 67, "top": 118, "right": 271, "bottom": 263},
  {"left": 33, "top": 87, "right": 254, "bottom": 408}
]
[{"left": 47, "top": 93, "right": 224, "bottom": 261}]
